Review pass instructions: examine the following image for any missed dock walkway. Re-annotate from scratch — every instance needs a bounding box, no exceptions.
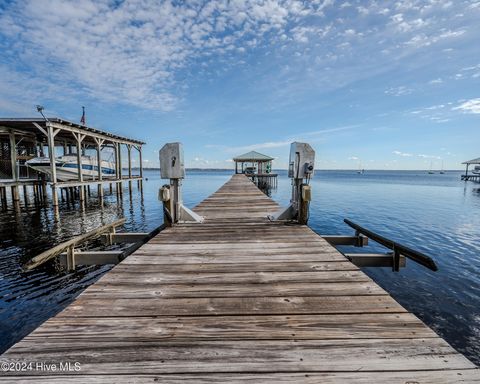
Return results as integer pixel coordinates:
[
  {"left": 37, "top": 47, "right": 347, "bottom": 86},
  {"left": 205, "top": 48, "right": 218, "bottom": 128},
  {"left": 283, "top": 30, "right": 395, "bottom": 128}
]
[{"left": 1, "top": 174, "right": 479, "bottom": 383}]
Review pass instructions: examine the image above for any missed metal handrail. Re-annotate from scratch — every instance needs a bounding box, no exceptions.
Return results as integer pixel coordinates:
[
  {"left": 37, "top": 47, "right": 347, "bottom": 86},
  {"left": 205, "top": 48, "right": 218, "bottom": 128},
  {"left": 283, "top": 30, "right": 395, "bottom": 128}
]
[{"left": 344, "top": 219, "right": 438, "bottom": 272}]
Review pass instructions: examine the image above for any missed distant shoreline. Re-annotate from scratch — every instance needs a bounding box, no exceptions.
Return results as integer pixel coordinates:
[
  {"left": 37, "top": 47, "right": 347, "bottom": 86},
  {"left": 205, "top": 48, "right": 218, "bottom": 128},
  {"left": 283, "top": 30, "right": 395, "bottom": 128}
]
[{"left": 131, "top": 168, "right": 465, "bottom": 172}]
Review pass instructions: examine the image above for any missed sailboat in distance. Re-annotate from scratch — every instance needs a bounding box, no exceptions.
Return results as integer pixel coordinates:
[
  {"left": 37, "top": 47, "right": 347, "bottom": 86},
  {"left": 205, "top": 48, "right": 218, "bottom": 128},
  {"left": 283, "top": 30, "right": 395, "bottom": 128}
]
[
  {"left": 428, "top": 161, "right": 435, "bottom": 174},
  {"left": 440, "top": 160, "right": 445, "bottom": 174},
  {"left": 357, "top": 163, "right": 364, "bottom": 174}
]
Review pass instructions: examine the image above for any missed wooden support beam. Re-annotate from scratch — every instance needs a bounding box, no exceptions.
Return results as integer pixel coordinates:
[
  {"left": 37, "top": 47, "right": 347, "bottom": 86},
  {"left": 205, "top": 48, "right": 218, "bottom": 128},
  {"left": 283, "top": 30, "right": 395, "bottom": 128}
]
[
  {"left": 47, "top": 120, "right": 143, "bottom": 148},
  {"left": 66, "top": 245, "right": 75, "bottom": 272},
  {"left": 46, "top": 123, "right": 58, "bottom": 206},
  {"left": 117, "top": 143, "right": 122, "bottom": 179},
  {"left": 23, "top": 218, "right": 126, "bottom": 270},
  {"left": 9, "top": 132, "right": 18, "bottom": 181},
  {"left": 138, "top": 145, "right": 143, "bottom": 179},
  {"left": 11, "top": 185, "right": 19, "bottom": 201},
  {"left": 344, "top": 253, "right": 406, "bottom": 268},
  {"left": 59, "top": 250, "right": 124, "bottom": 267},
  {"left": 72, "top": 132, "right": 86, "bottom": 200},
  {"left": 101, "top": 232, "right": 149, "bottom": 244},
  {"left": 32, "top": 122, "right": 48, "bottom": 137},
  {"left": 322, "top": 235, "right": 368, "bottom": 247},
  {"left": 94, "top": 137, "right": 105, "bottom": 197},
  {"left": 127, "top": 144, "right": 132, "bottom": 179},
  {"left": 94, "top": 137, "right": 105, "bottom": 181}
]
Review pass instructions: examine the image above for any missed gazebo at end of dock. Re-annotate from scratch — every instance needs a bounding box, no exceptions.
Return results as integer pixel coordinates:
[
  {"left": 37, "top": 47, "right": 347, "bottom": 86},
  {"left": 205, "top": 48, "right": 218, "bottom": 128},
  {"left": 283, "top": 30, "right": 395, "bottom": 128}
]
[{"left": 233, "top": 150, "right": 277, "bottom": 189}]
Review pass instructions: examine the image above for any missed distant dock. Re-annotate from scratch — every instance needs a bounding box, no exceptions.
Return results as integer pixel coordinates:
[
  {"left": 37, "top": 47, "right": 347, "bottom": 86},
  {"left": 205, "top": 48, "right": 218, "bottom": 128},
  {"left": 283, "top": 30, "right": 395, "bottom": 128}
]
[
  {"left": 233, "top": 150, "right": 278, "bottom": 189},
  {"left": 1, "top": 174, "right": 478, "bottom": 382},
  {"left": 462, "top": 157, "right": 480, "bottom": 182}
]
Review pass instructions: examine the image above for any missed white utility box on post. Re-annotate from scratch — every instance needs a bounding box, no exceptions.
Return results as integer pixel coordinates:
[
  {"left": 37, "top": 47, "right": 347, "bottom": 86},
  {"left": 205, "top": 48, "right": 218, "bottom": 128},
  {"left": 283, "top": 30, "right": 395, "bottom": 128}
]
[
  {"left": 288, "top": 142, "right": 315, "bottom": 179},
  {"left": 269, "top": 142, "right": 315, "bottom": 224},
  {"left": 159, "top": 143, "right": 203, "bottom": 225},
  {"left": 160, "top": 142, "right": 185, "bottom": 179}
]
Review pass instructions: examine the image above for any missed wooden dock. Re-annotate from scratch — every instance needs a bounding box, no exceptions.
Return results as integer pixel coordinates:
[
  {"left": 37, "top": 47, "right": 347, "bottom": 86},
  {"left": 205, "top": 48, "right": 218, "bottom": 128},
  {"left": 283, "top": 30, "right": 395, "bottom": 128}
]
[{"left": 1, "top": 174, "right": 479, "bottom": 383}]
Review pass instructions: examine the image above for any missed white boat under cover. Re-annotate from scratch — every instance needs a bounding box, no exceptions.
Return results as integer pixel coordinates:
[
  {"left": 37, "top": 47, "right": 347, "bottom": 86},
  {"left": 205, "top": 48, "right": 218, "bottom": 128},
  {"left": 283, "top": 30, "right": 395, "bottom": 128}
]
[{"left": 26, "top": 155, "right": 116, "bottom": 181}]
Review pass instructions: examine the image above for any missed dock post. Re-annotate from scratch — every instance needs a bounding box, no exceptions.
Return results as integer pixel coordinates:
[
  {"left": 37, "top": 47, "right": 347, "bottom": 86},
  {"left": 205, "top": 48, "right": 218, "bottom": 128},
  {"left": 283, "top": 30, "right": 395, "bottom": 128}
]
[
  {"left": 0, "top": 187, "right": 6, "bottom": 206},
  {"left": 11, "top": 185, "right": 19, "bottom": 201},
  {"left": 41, "top": 177, "right": 47, "bottom": 201},
  {"left": 46, "top": 123, "right": 59, "bottom": 206},
  {"left": 117, "top": 143, "right": 123, "bottom": 195},
  {"left": 138, "top": 145, "right": 143, "bottom": 179},
  {"left": 95, "top": 138, "right": 105, "bottom": 199},
  {"left": 127, "top": 144, "right": 133, "bottom": 191},
  {"left": 66, "top": 245, "right": 76, "bottom": 272},
  {"left": 23, "top": 185, "right": 28, "bottom": 205},
  {"left": 9, "top": 131, "right": 18, "bottom": 182},
  {"left": 73, "top": 132, "right": 86, "bottom": 202},
  {"left": 138, "top": 145, "right": 143, "bottom": 192},
  {"left": 33, "top": 184, "right": 38, "bottom": 202},
  {"left": 117, "top": 143, "right": 122, "bottom": 180}
]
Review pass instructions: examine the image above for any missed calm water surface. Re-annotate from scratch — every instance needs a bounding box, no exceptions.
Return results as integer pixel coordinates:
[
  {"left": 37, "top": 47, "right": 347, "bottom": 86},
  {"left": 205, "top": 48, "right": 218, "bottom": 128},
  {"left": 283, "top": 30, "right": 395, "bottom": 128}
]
[{"left": 0, "top": 169, "right": 479, "bottom": 365}]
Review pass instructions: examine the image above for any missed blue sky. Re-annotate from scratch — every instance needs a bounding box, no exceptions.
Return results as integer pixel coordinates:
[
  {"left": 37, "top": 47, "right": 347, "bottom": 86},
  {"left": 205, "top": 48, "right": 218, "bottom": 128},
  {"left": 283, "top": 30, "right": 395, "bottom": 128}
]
[{"left": 0, "top": 0, "right": 479, "bottom": 169}]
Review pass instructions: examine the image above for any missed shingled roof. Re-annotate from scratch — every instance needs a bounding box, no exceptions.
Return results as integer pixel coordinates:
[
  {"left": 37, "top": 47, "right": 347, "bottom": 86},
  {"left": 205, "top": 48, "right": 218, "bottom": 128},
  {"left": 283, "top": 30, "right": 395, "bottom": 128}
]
[
  {"left": 233, "top": 150, "right": 274, "bottom": 162},
  {"left": 462, "top": 157, "right": 480, "bottom": 165}
]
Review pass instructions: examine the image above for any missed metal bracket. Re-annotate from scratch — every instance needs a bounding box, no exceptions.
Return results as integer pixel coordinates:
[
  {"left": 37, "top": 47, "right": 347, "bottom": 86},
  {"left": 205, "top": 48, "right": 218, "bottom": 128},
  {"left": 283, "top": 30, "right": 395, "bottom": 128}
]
[
  {"left": 268, "top": 203, "right": 296, "bottom": 221},
  {"left": 178, "top": 204, "right": 204, "bottom": 223},
  {"left": 392, "top": 246, "right": 401, "bottom": 272}
]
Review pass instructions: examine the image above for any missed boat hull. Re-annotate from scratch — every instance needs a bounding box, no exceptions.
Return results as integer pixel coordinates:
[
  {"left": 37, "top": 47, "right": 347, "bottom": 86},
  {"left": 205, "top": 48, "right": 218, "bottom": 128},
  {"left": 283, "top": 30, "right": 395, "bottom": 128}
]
[{"left": 26, "top": 156, "right": 116, "bottom": 182}]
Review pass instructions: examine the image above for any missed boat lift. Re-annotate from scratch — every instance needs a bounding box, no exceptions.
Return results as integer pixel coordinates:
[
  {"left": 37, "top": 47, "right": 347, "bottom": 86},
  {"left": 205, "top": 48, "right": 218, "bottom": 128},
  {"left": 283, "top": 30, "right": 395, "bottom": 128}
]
[{"left": 324, "top": 219, "right": 438, "bottom": 272}]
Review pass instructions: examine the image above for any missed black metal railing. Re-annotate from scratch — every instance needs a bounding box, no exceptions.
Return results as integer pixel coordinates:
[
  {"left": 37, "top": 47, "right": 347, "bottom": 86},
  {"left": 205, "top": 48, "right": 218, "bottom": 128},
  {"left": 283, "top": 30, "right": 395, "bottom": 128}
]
[{"left": 344, "top": 218, "right": 438, "bottom": 272}]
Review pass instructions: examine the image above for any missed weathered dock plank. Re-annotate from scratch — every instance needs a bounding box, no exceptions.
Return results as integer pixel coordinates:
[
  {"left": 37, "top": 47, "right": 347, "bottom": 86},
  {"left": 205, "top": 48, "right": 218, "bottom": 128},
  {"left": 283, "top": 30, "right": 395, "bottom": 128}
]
[{"left": 1, "top": 174, "right": 478, "bottom": 382}]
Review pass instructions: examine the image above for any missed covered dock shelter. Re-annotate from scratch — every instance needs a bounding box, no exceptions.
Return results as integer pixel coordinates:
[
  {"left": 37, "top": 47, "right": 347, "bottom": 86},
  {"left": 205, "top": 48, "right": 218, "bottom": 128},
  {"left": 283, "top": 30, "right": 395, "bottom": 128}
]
[
  {"left": 0, "top": 118, "right": 145, "bottom": 207},
  {"left": 461, "top": 157, "right": 480, "bottom": 182},
  {"left": 233, "top": 150, "right": 274, "bottom": 175},
  {"left": 233, "top": 150, "right": 277, "bottom": 189}
]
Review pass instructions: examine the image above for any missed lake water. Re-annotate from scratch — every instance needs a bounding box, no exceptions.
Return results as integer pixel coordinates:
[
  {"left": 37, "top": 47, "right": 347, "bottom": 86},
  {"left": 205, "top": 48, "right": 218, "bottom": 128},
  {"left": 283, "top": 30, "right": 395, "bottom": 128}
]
[{"left": 1, "top": 169, "right": 479, "bottom": 365}]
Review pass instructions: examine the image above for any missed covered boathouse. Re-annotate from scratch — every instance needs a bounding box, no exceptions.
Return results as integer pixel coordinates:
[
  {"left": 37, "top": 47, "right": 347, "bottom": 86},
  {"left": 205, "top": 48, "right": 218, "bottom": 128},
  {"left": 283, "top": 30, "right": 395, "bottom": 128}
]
[{"left": 0, "top": 117, "right": 144, "bottom": 208}]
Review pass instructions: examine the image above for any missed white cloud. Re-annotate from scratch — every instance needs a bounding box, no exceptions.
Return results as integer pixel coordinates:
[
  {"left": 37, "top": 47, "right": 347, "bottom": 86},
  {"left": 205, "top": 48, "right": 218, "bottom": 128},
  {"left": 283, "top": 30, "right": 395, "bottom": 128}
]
[
  {"left": 348, "top": 156, "right": 359, "bottom": 160},
  {"left": 452, "top": 98, "right": 480, "bottom": 114},
  {"left": 418, "top": 154, "right": 441, "bottom": 159},
  {"left": 0, "top": 0, "right": 476, "bottom": 117},
  {"left": 385, "top": 86, "right": 413, "bottom": 96},
  {"left": 205, "top": 125, "right": 359, "bottom": 155},
  {"left": 393, "top": 150, "right": 413, "bottom": 157},
  {"left": 0, "top": 0, "right": 329, "bottom": 112},
  {"left": 424, "top": 104, "right": 445, "bottom": 110}
]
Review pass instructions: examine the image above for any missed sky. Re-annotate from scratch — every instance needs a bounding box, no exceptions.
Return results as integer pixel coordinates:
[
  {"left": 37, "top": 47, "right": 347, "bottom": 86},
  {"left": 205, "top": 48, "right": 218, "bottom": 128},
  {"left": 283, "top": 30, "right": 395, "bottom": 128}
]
[{"left": 0, "top": 0, "right": 479, "bottom": 170}]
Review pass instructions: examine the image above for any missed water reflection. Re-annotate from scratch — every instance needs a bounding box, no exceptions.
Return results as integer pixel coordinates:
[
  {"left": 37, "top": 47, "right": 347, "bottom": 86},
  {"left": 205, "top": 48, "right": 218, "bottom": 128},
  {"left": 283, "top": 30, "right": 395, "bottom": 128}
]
[{"left": 0, "top": 179, "right": 154, "bottom": 353}]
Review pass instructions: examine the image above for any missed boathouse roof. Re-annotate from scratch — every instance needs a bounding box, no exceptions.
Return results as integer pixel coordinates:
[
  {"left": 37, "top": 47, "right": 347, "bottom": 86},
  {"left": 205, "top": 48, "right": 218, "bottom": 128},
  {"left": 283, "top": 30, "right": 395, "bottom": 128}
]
[
  {"left": 0, "top": 118, "right": 145, "bottom": 145},
  {"left": 233, "top": 150, "right": 274, "bottom": 162},
  {"left": 462, "top": 157, "right": 480, "bottom": 165}
]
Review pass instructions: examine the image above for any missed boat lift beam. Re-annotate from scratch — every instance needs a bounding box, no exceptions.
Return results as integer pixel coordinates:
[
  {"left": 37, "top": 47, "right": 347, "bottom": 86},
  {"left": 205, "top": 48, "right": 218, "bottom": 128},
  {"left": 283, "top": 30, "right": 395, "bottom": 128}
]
[{"left": 342, "top": 219, "right": 438, "bottom": 272}]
